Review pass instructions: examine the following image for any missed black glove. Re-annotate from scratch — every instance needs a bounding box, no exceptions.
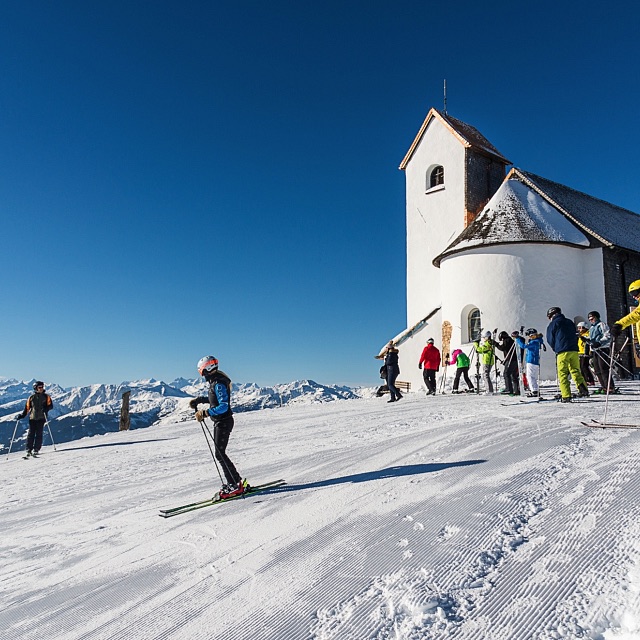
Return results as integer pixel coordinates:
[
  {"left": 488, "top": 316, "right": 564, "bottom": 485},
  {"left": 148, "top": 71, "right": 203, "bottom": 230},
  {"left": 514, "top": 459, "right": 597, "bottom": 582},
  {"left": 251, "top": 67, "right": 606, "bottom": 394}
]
[
  {"left": 15, "top": 414, "right": 23, "bottom": 421},
  {"left": 418, "top": 363, "right": 422, "bottom": 369},
  {"left": 591, "top": 340, "right": 601, "bottom": 349},
  {"left": 189, "top": 396, "right": 208, "bottom": 410},
  {"left": 611, "top": 323, "right": 623, "bottom": 338}
]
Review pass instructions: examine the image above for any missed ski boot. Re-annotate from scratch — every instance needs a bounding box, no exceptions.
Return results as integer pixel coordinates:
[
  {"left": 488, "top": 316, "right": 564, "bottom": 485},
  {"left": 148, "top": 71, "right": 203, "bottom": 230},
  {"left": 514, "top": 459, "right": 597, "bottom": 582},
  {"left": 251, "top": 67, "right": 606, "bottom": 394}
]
[
  {"left": 577, "top": 383, "right": 590, "bottom": 397},
  {"left": 219, "top": 479, "right": 248, "bottom": 500}
]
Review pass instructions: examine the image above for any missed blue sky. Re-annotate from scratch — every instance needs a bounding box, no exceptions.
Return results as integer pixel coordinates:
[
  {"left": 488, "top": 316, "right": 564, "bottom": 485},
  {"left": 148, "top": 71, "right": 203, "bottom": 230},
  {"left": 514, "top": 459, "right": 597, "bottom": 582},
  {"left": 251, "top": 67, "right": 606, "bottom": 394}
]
[{"left": 2, "top": 1, "right": 640, "bottom": 388}]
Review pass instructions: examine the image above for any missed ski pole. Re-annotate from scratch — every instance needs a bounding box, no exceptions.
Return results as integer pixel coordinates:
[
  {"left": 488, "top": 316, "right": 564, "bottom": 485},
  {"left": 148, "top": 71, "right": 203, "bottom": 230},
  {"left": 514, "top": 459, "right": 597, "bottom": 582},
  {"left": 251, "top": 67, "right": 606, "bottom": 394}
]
[
  {"left": 44, "top": 416, "right": 57, "bottom": 451},
  {"left": 202, "top": 417, "right": 241, "bottom": 486},
  {"left": 603, "top": 344, "right": 617, "bottom": 426},
  {"left": 6, "top": 419, "right": 20, "bottom": 460},
  {"left": 198, "top": 421, "right": 225, "bottom": 485}
]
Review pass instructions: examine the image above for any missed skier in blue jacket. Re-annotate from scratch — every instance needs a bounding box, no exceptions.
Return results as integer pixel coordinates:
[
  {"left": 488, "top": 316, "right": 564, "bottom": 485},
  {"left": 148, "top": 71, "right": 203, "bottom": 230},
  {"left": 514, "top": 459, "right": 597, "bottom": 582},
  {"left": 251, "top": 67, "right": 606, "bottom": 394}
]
[
  {"left": 190, "top": 355, "right": 246, "bottom": 499},
  {"left": 546, "top": 307, "right": 589, "bottom": 402},
  {"left": 515, "top": 329, "right": 544, "bottom": 397}
]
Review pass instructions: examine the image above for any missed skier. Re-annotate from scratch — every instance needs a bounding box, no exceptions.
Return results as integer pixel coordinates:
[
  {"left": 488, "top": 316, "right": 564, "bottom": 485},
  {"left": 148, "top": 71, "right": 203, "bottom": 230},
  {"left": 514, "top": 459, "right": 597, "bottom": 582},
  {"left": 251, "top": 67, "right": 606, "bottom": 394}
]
[
  {"left": 494, "top": 331, "right": 520, "bottom": 395},
  {"left": 545, "top": 307, "right": 589, "bottom": 402},
  {"left": 474, "top": 331, "right": 495, "bottom": 394},
  {"left": 515, "top": 329, "right": 544, "bottom": 397},
  {"left": 376, "top": 341, "right": 403, "bottom": 403},
  {"left": 576, "top": 321, "right": 595, "bottom": 385},
  {"left": 611, "top": 279, "right": 640, "bottom": 342},
  {"left": 587, "top": 311, "right": 616, "bottom": 394},
  {"left": 449, "top": 348, "right": 474, "bottom": 393},
  {"left": 418, "top": 338, "right": 440, "bottom": 395},
  {"left": 190, "top": 356, "right": 246, "bottom": 499},
  {"left": 15, "top": 381, "right": 53, "bottom": 457}
]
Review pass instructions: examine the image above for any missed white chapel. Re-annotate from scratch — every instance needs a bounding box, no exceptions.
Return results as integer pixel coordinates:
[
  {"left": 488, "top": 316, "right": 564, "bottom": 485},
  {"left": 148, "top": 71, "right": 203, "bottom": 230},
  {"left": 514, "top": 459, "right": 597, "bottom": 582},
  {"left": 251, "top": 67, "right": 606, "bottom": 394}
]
[{"left": 388, "top": 108, "right": 640, "bottom": 390}]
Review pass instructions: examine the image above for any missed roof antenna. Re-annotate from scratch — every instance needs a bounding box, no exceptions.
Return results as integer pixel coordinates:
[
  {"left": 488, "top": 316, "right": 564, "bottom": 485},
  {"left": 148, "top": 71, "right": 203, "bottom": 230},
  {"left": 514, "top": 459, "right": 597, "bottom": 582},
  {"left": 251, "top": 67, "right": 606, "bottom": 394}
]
[{"left": 443, "top": 79, "right": 447, "bottom": 115}]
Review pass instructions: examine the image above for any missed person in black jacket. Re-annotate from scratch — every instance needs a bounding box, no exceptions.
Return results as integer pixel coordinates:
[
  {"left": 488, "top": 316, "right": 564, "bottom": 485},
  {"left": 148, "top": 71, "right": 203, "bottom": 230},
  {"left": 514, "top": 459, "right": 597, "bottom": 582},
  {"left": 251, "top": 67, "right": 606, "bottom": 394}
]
[
  {"left": 377, "top": 341, "right": 403, "bottom": 403},
  {"left": 546, "top": 307, "right": 589, "bottom": 403},
  {"left": 15, "top": 381, "right": 53, "bottom": 457},
  {"left": 494, "top": 331, "right": 520, "bottom": 395},
  {"left": 190, "top": 356, "right": 246, "bottom": 499}
]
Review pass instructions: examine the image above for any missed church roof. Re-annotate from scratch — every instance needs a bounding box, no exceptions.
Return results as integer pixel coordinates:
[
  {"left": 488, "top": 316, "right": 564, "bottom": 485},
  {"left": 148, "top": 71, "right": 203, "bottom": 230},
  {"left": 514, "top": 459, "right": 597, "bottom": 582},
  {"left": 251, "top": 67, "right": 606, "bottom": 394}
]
[
  {"left": 399, "top": 108, "right": 511, "bottom": 170},
  {"left": 516, "top": 170, "right": 640, "bottom": 251},
  {"left": 433, "top": 167, "right": 640, "bottom": 266}
]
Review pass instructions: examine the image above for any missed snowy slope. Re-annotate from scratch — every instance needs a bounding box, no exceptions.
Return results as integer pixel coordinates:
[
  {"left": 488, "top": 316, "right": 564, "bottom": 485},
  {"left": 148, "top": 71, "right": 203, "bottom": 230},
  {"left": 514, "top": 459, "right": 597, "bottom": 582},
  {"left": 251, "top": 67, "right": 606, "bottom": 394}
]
[{"left": 2, "top": 385, "right": 640, "bottom": 639}]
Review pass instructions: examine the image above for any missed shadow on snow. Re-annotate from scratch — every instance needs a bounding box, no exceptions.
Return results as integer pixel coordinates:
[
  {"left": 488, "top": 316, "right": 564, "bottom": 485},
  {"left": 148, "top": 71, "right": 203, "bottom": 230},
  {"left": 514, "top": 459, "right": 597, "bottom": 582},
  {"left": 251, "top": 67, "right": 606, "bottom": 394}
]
[{"left": 274, "top": 459, "right": 487, "bottom": 494}]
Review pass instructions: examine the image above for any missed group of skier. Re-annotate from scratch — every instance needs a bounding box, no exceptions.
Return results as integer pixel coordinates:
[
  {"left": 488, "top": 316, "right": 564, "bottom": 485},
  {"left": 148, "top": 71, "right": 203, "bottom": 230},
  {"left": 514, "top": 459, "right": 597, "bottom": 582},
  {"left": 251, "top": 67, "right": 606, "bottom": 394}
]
[{"left": 378, "top": 279, "right": 640, "bottom": 404}]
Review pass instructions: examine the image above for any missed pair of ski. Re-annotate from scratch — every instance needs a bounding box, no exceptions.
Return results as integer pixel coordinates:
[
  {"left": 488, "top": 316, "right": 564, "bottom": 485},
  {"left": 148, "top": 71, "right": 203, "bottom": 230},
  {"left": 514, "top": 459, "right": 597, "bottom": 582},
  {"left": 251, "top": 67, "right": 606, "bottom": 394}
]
[
  {"left": 159, "top": 478, "right": 286, "bottom": 518},
  {"left": 581, "top": 419, "right": 640, "bottom": 430}
]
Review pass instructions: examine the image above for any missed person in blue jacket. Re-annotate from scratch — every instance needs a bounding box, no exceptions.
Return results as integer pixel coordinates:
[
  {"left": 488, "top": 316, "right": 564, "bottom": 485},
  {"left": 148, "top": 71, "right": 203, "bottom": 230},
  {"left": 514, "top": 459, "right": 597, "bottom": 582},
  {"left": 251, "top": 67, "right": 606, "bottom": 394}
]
[
  {"left": 190, "top": 355, "right": 246, "bottom": 499},
  {"left": 546, "top": 307, "right": 589, "bottom": 402},
  {"left": 515, "top": 329, "right": 544, "bottom": 397}
]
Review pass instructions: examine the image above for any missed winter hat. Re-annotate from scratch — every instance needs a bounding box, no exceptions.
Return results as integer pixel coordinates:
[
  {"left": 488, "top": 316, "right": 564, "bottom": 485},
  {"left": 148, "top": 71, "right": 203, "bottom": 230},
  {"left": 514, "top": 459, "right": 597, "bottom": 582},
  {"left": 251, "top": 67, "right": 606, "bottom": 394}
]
[{"left": 451, "top": 349, "right": 462, "bottom": 359}]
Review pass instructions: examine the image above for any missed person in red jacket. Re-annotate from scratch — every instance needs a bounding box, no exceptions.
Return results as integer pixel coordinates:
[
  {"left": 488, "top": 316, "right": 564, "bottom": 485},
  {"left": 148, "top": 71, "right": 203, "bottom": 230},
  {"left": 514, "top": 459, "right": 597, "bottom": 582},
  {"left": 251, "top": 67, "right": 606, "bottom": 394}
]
[{"left": 418, "top": 338, "right": 441, "bottom": 395}]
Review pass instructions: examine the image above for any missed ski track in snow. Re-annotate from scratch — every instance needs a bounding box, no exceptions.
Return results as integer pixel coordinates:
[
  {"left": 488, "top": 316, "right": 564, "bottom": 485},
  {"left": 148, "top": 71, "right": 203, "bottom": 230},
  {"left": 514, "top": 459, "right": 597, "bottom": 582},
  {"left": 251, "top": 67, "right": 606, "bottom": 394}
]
[{"left": 1, "top": 384, "right": 640, "bottom": 639}]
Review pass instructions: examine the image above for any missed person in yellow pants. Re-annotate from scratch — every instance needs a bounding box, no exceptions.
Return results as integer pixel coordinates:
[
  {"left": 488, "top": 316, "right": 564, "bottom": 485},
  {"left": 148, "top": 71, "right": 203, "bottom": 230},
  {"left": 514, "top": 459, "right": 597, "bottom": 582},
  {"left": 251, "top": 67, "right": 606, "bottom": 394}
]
[{"left": 546, "top": 307, "right": 589, "bottom": 402}]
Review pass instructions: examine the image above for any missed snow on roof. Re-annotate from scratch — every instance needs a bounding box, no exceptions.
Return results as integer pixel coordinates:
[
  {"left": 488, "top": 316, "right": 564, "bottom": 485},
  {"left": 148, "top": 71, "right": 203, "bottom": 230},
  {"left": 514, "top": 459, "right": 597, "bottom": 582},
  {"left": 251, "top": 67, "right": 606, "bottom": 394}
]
[
  {"left": 517, "top": 170, "right": 640, "bottom": 252},
  {"left": 435, "top": 168, "right": 640, "bottom": 266},
  {"left": 434, "top": 177, "right": 591, "bottom": 266},
  {"left": 399, "top": 108, "right": 511, "bottom": 170}
]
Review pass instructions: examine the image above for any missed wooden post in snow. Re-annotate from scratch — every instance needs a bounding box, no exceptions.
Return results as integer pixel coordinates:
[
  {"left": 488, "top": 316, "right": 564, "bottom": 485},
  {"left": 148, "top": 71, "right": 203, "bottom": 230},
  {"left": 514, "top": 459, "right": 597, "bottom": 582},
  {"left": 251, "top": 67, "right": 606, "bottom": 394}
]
[{"left": 119, "top": 390, "right": 131, "bottom": 431}]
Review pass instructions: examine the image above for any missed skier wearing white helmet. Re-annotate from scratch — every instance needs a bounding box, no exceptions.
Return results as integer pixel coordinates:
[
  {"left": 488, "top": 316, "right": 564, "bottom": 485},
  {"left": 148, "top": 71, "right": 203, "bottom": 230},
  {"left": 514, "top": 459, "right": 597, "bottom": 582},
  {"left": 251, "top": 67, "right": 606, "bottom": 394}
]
[{"left": 189, "top": 356, "right": 246, "bottom": 499}]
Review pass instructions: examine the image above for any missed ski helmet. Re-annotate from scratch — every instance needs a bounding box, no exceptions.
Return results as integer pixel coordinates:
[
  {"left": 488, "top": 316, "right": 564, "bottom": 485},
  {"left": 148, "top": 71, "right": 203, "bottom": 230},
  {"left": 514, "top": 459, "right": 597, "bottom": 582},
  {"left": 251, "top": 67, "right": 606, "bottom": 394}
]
[
  {"left": 498, "top": 331, "right": 509, "bottom": 340},
  {"left": 482, "top": 330, "right": 492, "bottom": 338},
  {"left": 197, "top": 355, "right": 219, "bottom": 377},
  {"left": 33, "top": 381, "right": 45, "bottom": 390},
  {"left": 525, "top": 328, "right": 537, "bottom": 336},
  {"left": 629, "top": 280, "right": 640, "bottom": 297},
  {"left": 588, "top": 311, "right": 600, "bottom": 321},
  {"left": 577, "top": 321, "right": 588, "bottom": 329},
  {"left": 547, "top": 307, "right": 561, "bottom": 319},
  {"left": 427, "top": 338, "right": 434, "bottom": 344}
]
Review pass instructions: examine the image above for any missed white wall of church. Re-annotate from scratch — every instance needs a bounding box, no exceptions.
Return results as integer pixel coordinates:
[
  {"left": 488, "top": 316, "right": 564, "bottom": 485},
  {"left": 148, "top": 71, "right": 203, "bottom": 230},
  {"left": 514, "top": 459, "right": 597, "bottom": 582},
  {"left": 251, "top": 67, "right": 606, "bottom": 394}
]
[
  {"left": 439, "top": 244, "right": 606, "bottom": 382},
  {"left": 405, "top": 118, "right": 467, "bottom": 327},
  {"left": 395, "top": 309, "right": 443, "bottom": 392}
]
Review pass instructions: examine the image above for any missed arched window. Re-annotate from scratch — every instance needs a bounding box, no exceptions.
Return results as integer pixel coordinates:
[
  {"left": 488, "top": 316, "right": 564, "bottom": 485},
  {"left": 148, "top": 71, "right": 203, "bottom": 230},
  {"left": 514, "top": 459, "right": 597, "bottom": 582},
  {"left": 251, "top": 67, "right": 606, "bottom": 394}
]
[
  {"left": 468, "top": 308, "right": 481, "bottom": 342},
  {"left": 429, "top": 165, "right": 444, "bottom": 189}
]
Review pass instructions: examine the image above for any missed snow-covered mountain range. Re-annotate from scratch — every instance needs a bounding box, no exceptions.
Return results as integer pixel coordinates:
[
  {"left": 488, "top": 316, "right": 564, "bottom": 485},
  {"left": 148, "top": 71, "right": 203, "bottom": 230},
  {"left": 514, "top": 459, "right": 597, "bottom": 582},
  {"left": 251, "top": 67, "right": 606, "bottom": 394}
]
[{"left": 0, "top": 377, "right": 364, "bottom": 452}]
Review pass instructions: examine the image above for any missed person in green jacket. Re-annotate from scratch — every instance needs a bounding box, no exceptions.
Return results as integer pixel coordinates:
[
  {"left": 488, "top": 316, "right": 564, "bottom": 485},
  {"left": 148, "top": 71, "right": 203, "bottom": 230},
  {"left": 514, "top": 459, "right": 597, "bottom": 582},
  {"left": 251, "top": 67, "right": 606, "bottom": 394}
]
[
  {"left": 474, "top": 331, "right": 495, "bottom": 394},
  {"left": 449, "top": 349, "right": 474, "bottom": 393}
]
